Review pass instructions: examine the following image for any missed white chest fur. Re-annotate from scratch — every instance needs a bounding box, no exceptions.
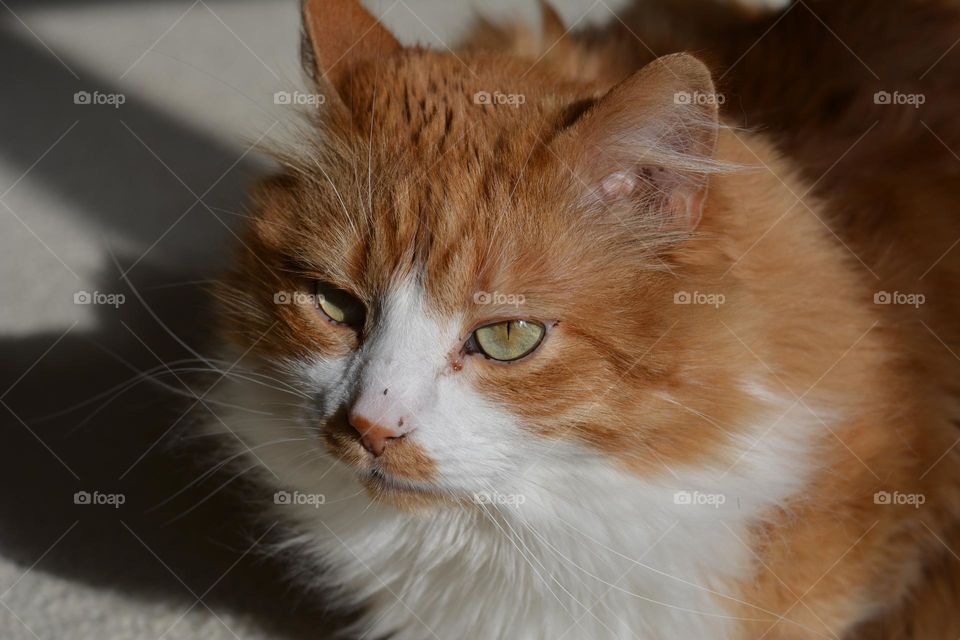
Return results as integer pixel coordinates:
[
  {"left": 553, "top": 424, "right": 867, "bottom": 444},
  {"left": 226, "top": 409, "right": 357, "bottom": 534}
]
[{"left": 211, "top": 376, "right": 820, "bottom": 639}]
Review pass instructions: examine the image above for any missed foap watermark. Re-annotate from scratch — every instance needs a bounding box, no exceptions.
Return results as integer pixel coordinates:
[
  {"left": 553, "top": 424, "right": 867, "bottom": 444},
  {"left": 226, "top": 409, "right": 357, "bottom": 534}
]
[
  {"left": 74, "top": 90, "right": 126, "bottom": 108},
  {"left": 473, "top": 490, "right": 526, "bottom": 507},
  {"left": 874, "top": 490, "right": 925, "bottom": 509},
  {"left": 74, "top": 490, "right": 126, "bottom": 508},
  {"left": 273, "top": 290, "right": 320, "bottom": 305},
  {"left": 674, "top": 290, "right": 725, "bottom": 308},
  {"left": 874, "top": 90, "right": 925, "bottom": 108},
  {"left": 874, "top": 291, "right": 925, "bottom": 308},
  {"left": 274, "top": 90, "right": 326, "bottom": 106},
  {"left": 673, "top": 490, "right": 726, "bottom": 509},
  {"left": 274, "top": 490, "right": 326, "bottom": 508},
  {"left": 473, "top": 290, "right": 525, "bottom": 307},
  {"left": 473, "top": 90, "right": 526, "bottom": 107},
  {"left": 674, "top": 91, "right": 725, "bottom": 106},
  {"left": 74, "top": 290, "right": 125, "bottom": 308}
]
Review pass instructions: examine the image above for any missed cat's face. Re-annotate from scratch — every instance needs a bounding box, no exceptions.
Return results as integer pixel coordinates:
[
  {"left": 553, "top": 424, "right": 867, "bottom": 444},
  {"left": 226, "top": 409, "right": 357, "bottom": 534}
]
[{"left": 217, "top": 1, "right": 746, "bottom": 507}]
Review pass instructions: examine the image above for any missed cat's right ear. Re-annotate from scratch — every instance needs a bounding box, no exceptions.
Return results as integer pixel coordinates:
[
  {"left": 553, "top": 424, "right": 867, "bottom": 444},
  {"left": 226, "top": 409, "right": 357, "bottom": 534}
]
[
  {"left": 554, "top": 53, "right": 722, "bottom": 231},
  {"left": 300, "top": 0, "right": 401, "bottom": 98}
]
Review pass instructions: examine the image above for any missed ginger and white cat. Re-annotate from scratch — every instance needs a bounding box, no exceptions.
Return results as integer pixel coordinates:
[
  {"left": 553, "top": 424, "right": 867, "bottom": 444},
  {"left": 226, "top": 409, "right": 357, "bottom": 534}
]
[{"left": 206, "top": 0, "right": 960, "bottom": 637}]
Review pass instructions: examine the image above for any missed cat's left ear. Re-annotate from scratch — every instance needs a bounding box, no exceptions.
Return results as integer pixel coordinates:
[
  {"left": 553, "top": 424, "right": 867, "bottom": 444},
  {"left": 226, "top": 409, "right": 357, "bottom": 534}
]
[
  {"left": 556, "top": 53, "right": 721, "bottom": 230},
  {"left": 300, "top": 0, "right": 401, "bottom": 96}
]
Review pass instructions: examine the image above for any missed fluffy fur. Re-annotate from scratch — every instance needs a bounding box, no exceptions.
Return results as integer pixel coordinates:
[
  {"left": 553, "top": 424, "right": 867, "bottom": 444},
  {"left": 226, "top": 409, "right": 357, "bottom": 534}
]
[{"left": 204, "top": 0, "right": 960, "bottom": 637}]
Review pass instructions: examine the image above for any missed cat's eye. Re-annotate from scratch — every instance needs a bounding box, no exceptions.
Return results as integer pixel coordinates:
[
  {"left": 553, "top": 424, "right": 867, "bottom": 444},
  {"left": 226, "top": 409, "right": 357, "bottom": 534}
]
[
  {"left": 313, "top": 281, "right": 364, "bottom": 327},
  {"left": 472, "top": 320, "right": 546, "bottom": 362}
]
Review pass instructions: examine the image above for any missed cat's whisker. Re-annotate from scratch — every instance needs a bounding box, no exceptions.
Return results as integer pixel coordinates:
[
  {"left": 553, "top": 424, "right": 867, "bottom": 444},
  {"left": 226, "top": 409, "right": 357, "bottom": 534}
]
[
  {"left": 505, "top": 500, "right": 653, "bottom": 638},
  {"left": 476, "top": 481, "right": 606, "bottom": 635},
  {"left": 60, "top": 364, "right": 303, "bottom": 434},
  {"left": 280, "top": 446, "right": 333, "bottom": 478},
  {"left": 189, "top": 414, "right": 321, "bottom": 432},
  {"left": 195, "top": 426, "right": 318, "bottom": 440},
  {"left": 259, "top": 400, "right": 318, "bottom": 411},
  {"left": 311, "top": 154, "right": 363, "bottom": 244},
  {"left": 148, "top": 444, "right": 266, "bottom": 513},
  {"left": 138, "top": 278, "right": 225, "bottom": 291},
  {"left": 159, "top": 437, "right": 311, "bottom": 525},
  {"left": 108, "top": 246, "right": 218, "bottom": 372},
  {"left": 29, "top": 355, "right": 225, "bottom": 423},
  {"left": 213, "top": 371, "right": 312, "bottom": 399},
  {"left": 470, "top": 488, "right": 585, "bottom": 629},
  {"left": 161, "top": 461, "right": 262, "bottom": 526}
]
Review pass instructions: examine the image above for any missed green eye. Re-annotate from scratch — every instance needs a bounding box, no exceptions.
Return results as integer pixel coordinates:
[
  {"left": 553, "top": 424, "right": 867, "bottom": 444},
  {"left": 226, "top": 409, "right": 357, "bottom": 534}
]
[
  {"left": 314, "top": 282, "right": 364, "bottom": 326},
  {"left": 473, "top": 320, "right": 546, "bottom": 362}
]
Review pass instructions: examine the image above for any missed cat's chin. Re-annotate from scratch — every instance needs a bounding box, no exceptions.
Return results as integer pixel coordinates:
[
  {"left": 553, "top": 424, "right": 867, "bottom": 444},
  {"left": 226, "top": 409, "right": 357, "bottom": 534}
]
[{"left": 359, "top": 468, "right": 452, "bottom": 510}]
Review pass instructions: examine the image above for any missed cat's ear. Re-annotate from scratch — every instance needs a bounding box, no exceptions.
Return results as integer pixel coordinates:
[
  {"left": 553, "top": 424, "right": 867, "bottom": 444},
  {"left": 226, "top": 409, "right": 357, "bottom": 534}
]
[
  {"left": 556, "top": 53, "right": 721, "bottom": 230},
  {"left": 301, "top": 0, "right": 401, "bottom": 95},
  {"left": 539, "top": 0, "right": 567, "bottom": 44}
]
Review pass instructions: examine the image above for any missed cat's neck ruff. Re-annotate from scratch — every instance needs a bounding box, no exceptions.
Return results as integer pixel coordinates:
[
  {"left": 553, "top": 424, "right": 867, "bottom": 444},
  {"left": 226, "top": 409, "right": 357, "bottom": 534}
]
[{"left": 211, "top": 374, "right": 824, "bottom": 640}]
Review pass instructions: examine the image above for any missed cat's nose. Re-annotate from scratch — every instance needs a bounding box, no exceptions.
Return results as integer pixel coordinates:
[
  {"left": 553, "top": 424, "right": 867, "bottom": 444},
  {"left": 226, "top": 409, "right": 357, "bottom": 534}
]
[{"left": 348, "top": 413, "right": 408, "bottom": 457}]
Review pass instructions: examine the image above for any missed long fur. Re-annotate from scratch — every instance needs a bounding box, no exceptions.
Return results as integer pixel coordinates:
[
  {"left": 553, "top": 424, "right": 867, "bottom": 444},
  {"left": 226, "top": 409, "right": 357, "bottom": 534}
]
[{"left": 204, "top": 1, "right": 960, "bottom": 638}]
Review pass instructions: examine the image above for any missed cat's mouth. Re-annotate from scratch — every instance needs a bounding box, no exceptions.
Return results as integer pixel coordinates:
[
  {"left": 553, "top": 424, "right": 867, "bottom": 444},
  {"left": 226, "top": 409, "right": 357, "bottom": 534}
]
[
  {"left": 322, "top": 424, "right": 447, "bottom": 505},
  {"left": 365, "top": 467, "right": 440, "bottom": 494},
  {"left": 360, "top": 467, "right": 452, "bottom": 508}
]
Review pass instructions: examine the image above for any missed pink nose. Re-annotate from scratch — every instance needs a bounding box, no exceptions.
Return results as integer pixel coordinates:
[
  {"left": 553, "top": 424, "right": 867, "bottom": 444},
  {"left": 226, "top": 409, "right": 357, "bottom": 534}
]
[{"left": 348, "top": 413, "right": 407, "bottom": 456}]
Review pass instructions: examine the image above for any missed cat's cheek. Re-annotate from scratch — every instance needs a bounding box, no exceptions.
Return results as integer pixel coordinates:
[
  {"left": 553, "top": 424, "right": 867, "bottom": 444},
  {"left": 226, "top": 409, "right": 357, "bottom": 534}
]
[
  {"left": 404, "top": 375, "right": 539, "bottom": 493},
  {"left": 297, "top": 353, "right": 358, "bottom": 421}
]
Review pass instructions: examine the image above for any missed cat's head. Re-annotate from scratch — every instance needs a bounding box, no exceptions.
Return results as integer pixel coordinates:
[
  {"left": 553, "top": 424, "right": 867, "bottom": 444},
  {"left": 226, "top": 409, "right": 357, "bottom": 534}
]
[{"left": 218, "top": 0, "right": 754, "bottom": 508}]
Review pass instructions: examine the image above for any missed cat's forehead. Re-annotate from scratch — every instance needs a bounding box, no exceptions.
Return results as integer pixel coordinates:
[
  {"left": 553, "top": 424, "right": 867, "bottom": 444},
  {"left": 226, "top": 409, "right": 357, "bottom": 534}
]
[
  {"left": 304, "top": 147, "right": 572, "bottom": 317},
  {"left": 262, "top": 52, "right": 657, "bottom": 319},
  {"left": 291, "top": 53, "right": 590, "bottom": 311},
  {"left": 340, "top": 51, "right": 567, "bottom": 163}
]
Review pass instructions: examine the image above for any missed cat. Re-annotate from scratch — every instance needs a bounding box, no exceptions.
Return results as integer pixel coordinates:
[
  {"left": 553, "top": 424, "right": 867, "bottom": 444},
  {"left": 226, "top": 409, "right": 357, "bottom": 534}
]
[{"left": 203, "top": 0, "right": 960, "bottom": 637}]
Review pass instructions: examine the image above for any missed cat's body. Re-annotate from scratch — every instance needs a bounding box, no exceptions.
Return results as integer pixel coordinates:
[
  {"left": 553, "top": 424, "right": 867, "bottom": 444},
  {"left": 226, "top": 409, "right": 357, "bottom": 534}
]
[{"left": 206, "top": 1, "right": 960, "bottom": 638}]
